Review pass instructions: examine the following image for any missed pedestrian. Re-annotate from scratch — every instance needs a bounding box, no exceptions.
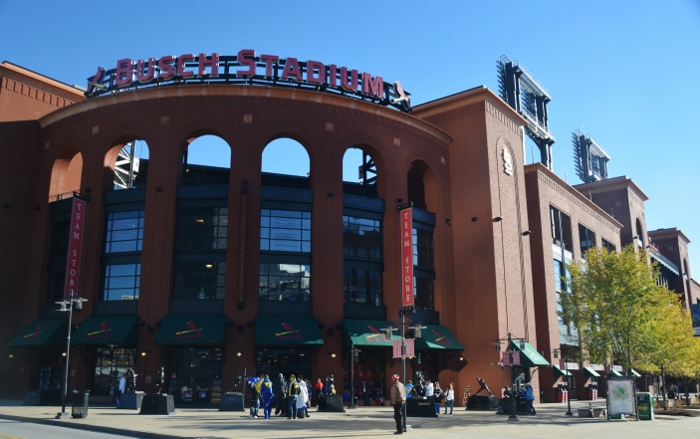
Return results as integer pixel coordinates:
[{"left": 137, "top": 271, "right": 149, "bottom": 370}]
[
  {"left": 433, "top": 381, "right": 443, "bottom": 415},
  {"left": 273, "top": 373, "right": 287, "bottom": 416},
  {"left": 248, "top": 376, "right": 261, "bottom": 418},
  {"left": 390, "top": 374, "right": 406, "bottom": 435},
  {"left": 314, "top": 378, "right": 324, "bottom": 407},
  {"left": 525, "top": 382, "right": 536, "bottom": 415},
  {"left": 117, "top": 372, "right": 126, "bottom": 405},
  {"left": 362, "top": 381, "right": 369, "bottom": 406},
  {"left": 405, "top": 380, "right": 415, "bottom": 399},
  {"left": 260, "top": 374, "right": 274, "bottom": 419},
  {"left": 299, "top": 376, "right": 310, "bottom": 418},
  {"left": 444, "top": 383, "right": 454, "bottom": 414},
  {"left": 425, "top": 379, "right": 434, "bottom": 398},
  {"left": 287, "top": 374, "right": 301, "bottom": 419}
]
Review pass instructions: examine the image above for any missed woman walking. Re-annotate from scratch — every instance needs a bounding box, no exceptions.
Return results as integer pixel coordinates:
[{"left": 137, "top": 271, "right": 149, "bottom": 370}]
[{"left": 444, "top": 383, "right": 455, "bottom": 414}]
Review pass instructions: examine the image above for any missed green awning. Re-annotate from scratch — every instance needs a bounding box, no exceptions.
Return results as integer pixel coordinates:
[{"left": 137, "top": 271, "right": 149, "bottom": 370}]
[
  {"left": 7, "top": 319, "right": 67, "bottom": 348},
  {"left": 611, "top": 369, "right": 623, "bottom": 377},
  {"left": 414, "top": 324, "right": 464, "bottom": 351},
  {"left": 72, "top": 316, "right": 138, "bottom": 346},
  {"left": 553, "top": 365, "right": 572, "bottom": 377},
  {"left": 255, "top": 316, "right": 324, "bottom": 346},
  {"left": 583, "top": 366, "right": 601, "bottom": 377},
  {"left": 342, "top": 319, "right": 399, "bottom": 347},
  {"left": 510, "top": 341, "right": 550, "bottom": 367},
  {"left": 154, "top": 315, "right": 226, "bottom": 345},
  {"left": 631, "top": 369, "right": 642, "bottom": 378}
]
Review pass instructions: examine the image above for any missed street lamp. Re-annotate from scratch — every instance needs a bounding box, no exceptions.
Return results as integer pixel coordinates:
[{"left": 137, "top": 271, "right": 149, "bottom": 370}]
[
  {"left": 55, "top": 290, "right": 87, "bottom": 419},
  {"left": 553, "top": 348, "right": 573, "bottom": 416},
  {"left": 349, "top": 343, "right": 361, "bottom": 408},
  {"left": 495, "top": 333, "right": 526, "bottom": 421}
]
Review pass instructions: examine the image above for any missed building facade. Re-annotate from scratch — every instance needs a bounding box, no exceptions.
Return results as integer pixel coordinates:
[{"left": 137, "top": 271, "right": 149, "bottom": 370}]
[{"left": 1, "top": 55, "right": 695, "bottom": 407}]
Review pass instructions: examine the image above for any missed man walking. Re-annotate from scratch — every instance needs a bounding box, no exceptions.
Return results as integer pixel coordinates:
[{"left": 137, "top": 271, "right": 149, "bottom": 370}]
[
  {"left": 273, "top": 374, "right": 286, "bottom": 416},
  {"left": 287, "top": 374, "right": 301, "bottom": 419},
  {"left": 390, "top": 374, "right": 406, "bottom": 435}
]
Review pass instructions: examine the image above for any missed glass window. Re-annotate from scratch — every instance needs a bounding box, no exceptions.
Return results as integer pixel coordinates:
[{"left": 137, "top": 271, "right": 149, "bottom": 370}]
[
  {"left": 168, "top": 348, "right": 223, "bottom": 405},
  {"left": 173, "top": 261, "right": 226, "bottom": 300},
  {"left": 550, "top": 207, "right": 572, "bottom": 253},
  {"left": 260, "top": 209, "right": 311, "bottom": 253},
  {"left": 103, "top": 263, "right": 141, "bottom": 301},
  {"left": 553, "top": 259, "right": 570, "bottom": 294},
  {"left": 343, "top": 267, "right": 383, "bottom": 306},
  {"left": 343, "top": 216, "right": 382, "bottom": 260},
  {"left": 413, "top": 228, "right": 434, "bottom": 269},
  {"left": 578, "top": 224, "right": 596, "bottom": 258},
  {"left": 49, "top": 219, "right": 70, "bottom": 260},
  {"left": 175, "top": 207, "right": 227, "bottom": 251},
  {"left": 258, "top": 263, "right": 310, "bottom": 302},
  {"left": 602, "top": 239, "right": 616, "bottom": 252},
  {"left": 105, "top": 211, "right": 144, "bottom": 253},
  {"left": 93, "top": 347, "right": 135, "bottom": 398},
  {"left": 414, "top": 276, "right": 434, "bottom": 311}
]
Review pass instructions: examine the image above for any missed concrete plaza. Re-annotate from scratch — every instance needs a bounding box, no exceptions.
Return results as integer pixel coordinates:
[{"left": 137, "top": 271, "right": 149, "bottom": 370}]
[{"left": 0, "top": 398, "right": 697, "bottom": 439}]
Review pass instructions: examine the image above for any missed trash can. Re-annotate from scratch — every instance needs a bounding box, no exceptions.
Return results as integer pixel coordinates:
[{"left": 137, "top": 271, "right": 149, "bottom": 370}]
[
  {"left": 219, "top": 392, "right": 244, "bottom": 411},
  {"left": 636, "top": 392, "right": 654, "bottom": 420},
  {"left": 71, "top": 390, "right": 90, "bottom": 418}
]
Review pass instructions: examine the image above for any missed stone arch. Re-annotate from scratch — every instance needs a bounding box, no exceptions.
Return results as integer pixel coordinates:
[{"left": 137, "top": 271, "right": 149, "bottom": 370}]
[
  {"left": 48, "top": 142, "right": 84, "bottom": 202},
  {"left": 341, "top": 137, "right": 387, "bottom": 199},
  {"left": 173, "top": 121, "right": 239, "bottom": 185},
  {"left": 406, "top": 156, "right": 438, "bottom": 212}
]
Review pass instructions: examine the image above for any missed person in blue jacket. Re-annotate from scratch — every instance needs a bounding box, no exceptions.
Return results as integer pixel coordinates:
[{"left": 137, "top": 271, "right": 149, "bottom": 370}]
[
  {"left": 524, "top": 382, "right": 536, "bottom": 415},
  {"left": 260, "top": 374, "right": 275, "bottom": 419}
]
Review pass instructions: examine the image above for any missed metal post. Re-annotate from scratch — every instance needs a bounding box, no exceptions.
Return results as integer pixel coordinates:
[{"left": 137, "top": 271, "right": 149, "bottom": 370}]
[
  {"left": 507, "top": 333, "right": 519, "bottom": 421},
  {"left": 56, "top": 294, "right": 74, "bottom": 418},
  {"left": 565, "top": 358, "right": 573, "bottom": 416},
  {"left": 350, "top": 343, "right": 356, "bottom": 408},
  {"left": 401, "top": 310, "right": 407, "bottom": 432}
]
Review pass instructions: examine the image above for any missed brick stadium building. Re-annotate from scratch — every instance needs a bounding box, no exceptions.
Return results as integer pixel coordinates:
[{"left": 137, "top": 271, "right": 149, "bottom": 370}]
[{"left": 1, "top": 54, "right": 696, "bottom": 407}]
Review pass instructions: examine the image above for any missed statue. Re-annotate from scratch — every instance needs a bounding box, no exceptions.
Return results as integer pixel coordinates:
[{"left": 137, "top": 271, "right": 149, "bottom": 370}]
[
  {"left": 230, "top": 375, "right": 242, "bottom": 392},
  {"left": 474, "top": 377, "right": 492, "bottom": 396},
  {"left": 155, "top": 366, "right": 165, "bottom": 394},
  {"left": 125, "top": 368, "right": 138, "bottom": 392}
]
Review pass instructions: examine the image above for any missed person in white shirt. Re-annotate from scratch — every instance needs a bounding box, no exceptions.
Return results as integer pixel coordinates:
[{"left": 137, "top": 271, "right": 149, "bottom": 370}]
[
  {"left": 117, "top": 372, "right": 126, "bottom": 405},
  {"left": 299, "top": 376, "right": 310, "bottom": 418},
  {"left": 444, "top": 383, "right": 455, "bottom": 414},
  {"left": 425, "top": 380, "right": 434, "bottom": 398}
]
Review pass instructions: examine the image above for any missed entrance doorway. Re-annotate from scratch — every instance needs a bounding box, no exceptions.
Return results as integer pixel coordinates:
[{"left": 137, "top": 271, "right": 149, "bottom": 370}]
[{"left": 168, "top": 347, "right": 223, "bottom": 405}]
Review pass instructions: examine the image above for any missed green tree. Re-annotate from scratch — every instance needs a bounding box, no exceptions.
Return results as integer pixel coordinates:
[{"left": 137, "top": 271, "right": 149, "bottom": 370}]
[
  {"left": 561, "top": 246, "right": 671, "bottom": 371},
  {"left": 635, "top": 290, "right": 698, "bottom": 408}
]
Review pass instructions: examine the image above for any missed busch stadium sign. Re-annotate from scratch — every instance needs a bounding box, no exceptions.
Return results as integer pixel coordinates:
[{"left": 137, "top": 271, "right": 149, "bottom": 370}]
[{"left": 86, "top": 50, "right": 411, "bottom": 112}]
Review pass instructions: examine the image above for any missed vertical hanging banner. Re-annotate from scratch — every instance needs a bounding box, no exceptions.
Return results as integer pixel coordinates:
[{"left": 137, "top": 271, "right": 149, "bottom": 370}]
[
  {"left": 393, "top": 339, "right": 402, "bottom": 359},
  {"left": 64, "top": 196, "right": 88, "bottom": 299},
  {"left": 405, "top": 338, "right": 415, "bottom": 359},
  {"left": 400, "top": 207, "right": 414, "bottom": 308},
  {"left": 512, "top": 350, "right": 521, "bottom": 366}
]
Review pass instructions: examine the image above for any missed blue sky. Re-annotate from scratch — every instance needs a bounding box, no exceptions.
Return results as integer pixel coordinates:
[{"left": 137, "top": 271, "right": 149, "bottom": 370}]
[{"left": 2, "top": 0, "right": 699, "bottom": 278}]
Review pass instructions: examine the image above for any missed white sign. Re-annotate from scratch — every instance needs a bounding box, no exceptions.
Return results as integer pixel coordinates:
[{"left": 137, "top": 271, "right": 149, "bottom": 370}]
[{"left": 608, "top": 379, "right": 635, "bottom": 416}]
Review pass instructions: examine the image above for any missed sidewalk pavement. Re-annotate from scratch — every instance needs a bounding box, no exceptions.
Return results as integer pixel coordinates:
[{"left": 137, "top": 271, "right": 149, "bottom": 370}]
[{"left": 1, "top": 398, "right": 699, "bottom": 439}]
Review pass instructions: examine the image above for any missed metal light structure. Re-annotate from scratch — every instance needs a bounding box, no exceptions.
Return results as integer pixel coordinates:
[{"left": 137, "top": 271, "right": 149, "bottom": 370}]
[
  {"left": 55, "top": 291, "right": 87, "bottom": 419},
  {"left": 553, "top": 348, "right": 573, "bottom": 416},
  {"left": 495, "top": 332, "right": 526, "bottom": 421},
  {"left": 349, "top": 343, "right": 361, "bottom": 408}
]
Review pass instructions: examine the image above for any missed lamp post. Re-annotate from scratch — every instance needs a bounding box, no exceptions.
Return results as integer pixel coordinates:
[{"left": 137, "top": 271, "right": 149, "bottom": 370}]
[
  {"left": 554, "top": 348, "right": 573, "bottom": 416},
  {"left": 55, "top": 290, "right": 87, "bottom": 419},
  {"left": 349, "top": 343, "right": 360, "bottom": 408},
  {"left": 564, "top": 358, "right": 573, "bottom": 416},
  {"left": 495, "top": 332, "right": 526, "bottom": 421}
]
